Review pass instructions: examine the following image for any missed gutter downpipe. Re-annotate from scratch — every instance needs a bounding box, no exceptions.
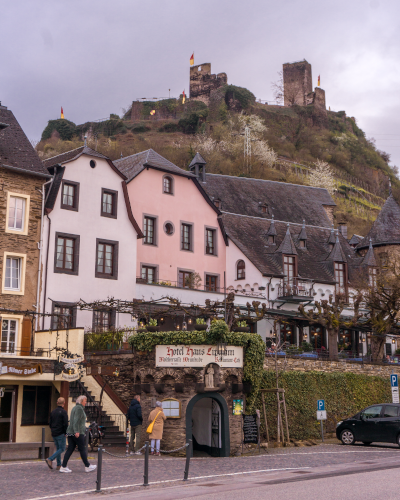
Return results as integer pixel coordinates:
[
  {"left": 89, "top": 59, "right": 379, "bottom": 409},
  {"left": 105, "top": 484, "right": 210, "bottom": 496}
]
[
  {"left": 36, "top": 178, "right": 53, "bottom": 332},
  {"left": 42, "top": 213, "right": 51, "bottom": 331}
]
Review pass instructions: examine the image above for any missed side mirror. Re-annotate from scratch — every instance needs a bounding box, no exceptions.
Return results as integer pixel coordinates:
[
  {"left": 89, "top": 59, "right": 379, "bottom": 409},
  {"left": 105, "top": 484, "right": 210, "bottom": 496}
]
[{"left": 360, "top": 414, "right": 366, "bottom": 421}]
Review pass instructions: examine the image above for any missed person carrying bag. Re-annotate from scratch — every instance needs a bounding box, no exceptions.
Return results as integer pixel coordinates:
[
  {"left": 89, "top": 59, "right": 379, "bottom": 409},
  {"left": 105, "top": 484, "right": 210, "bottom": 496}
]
[{"left": 147, "top": 401, "right": 166, "bottom": 456}]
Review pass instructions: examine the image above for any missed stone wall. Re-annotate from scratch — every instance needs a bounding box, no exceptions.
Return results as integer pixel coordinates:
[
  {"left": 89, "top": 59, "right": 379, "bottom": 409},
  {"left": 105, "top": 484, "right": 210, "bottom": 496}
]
[
  {"left": 283, "top": 60, "right": 312, "bottom": 106},
  {"left": 190, "top": 63, "right": 227, "bottom": 106}
]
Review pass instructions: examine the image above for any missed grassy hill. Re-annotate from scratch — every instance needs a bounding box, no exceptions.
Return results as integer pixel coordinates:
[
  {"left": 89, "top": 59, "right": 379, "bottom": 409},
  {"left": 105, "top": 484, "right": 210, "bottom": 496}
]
[{"left": 36, "top": 86, "right": 398, "bottom": 237}]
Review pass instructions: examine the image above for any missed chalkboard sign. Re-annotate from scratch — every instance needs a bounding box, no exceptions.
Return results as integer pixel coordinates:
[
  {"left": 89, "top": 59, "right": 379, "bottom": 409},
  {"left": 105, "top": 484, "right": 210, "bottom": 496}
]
[{"left": 243, "top": 414, "right": 258, "bottom": 444}]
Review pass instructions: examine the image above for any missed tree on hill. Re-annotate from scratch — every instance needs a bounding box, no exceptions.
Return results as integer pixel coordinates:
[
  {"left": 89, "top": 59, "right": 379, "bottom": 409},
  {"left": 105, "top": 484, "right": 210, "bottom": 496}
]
[
  {"left": 41, "top": 119, "right": 77, "bottom": 141},
  {"left": 309, "top": 159, "right": 336, "bottom": 195}
]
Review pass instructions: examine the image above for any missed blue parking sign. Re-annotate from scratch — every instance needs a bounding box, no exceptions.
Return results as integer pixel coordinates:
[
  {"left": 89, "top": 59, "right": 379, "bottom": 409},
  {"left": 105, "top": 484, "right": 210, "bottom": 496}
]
[
  {"left": 317, "top": 400, "right": 325, "bottom": 411},
  {"left": 391, "top": 375, "right": 398, "bottom": 387}
]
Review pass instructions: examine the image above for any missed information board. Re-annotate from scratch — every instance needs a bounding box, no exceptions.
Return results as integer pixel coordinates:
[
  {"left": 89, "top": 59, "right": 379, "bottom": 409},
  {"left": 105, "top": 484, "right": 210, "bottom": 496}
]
[
  {"left": 155, "top": 345, "right": 243, "bottom": 367},
  {"left": 243, "top": 414, "right": 258, "bottom": 444}
]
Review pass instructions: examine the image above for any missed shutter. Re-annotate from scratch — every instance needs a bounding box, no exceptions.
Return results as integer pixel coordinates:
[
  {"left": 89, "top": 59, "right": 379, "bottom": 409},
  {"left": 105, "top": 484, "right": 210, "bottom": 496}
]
[{"left": 20, "top": 318, "right": 32, "bottom": 356}]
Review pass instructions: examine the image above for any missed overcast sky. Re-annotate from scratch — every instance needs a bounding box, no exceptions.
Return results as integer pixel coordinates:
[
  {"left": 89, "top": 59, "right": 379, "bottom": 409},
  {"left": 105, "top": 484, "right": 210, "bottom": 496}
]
[{"left": 2, "top": 0, "right": 399, "bottom": 166}]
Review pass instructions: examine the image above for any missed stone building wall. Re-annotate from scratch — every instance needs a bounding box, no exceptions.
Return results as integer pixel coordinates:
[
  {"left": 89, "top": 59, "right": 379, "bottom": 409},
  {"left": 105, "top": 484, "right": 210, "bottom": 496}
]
[
  {"left": 283, "top": 60, "right": 312, "bottom": 106},
  {"left": 190, "top": 63, "right": 227, "bottom": 105}
]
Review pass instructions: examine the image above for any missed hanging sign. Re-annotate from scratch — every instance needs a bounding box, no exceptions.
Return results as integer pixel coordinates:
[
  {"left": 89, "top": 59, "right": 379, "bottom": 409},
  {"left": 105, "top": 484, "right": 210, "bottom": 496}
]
[
  {"left": 233, "top": 399, "right": 244, "bottom": 415},
  {"left": 86, "top": 365, "right": 118, "bottom": 376},
  {"left": 60, "top": 357, "right": 83, "bottom": 381},
  {"left": 243, "top": 414, "right": 258, "bottom": 444},
  {"left": 155, "top": 345, "right": 243, "bottom": 367},
  {"left": 0, "top": 361, "right": 42, "bottom": 376}
]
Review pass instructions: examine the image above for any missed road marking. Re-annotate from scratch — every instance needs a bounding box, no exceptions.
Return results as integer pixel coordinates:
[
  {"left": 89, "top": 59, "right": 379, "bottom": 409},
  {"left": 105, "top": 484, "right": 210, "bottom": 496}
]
[{"left": 24, "top": 467, "right": 311, "bottom": 500}]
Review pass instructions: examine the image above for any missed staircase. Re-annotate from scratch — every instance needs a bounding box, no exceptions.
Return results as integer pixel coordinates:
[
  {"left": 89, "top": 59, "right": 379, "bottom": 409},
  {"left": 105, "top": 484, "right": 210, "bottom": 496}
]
[{"left": 69, "top": 381, "right": 127, "bottom": 447}]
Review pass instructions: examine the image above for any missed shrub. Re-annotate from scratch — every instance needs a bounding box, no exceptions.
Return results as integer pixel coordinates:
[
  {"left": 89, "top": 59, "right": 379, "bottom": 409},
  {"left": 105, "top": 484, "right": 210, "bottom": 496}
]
[{"left": 41, "top": 119, "right": 77, "bottom": 141}]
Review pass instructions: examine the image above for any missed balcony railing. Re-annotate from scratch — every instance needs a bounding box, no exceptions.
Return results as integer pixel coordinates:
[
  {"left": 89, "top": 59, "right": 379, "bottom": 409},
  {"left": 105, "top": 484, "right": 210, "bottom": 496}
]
[
  {"left": 136, "top": 277, "right": 222, "bottom": 293},
  {"left": 277, "top": 278, "right": 313, "bottom": 299}
]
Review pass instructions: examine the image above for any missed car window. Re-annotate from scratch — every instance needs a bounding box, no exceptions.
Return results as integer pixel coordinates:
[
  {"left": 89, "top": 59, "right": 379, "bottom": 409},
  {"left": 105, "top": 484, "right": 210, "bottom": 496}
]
[
  {"left": 361, "top": 405, "right": 382, "bottom": 419},
  {"left": 383, "top": 406, "right": 399, "bottom": 418}
]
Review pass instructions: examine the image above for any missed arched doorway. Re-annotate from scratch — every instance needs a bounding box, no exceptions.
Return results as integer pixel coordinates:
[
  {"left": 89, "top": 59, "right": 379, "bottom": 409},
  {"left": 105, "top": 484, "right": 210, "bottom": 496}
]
[{"left": 185, "top": 393, "right": 230, "bottom": 457}]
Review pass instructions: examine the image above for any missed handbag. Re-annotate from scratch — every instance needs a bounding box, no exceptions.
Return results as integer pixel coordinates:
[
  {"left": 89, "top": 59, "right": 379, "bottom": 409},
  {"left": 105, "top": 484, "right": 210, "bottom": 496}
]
[{"left": 146, "top": 411, "right": 162, "bottom": 434}]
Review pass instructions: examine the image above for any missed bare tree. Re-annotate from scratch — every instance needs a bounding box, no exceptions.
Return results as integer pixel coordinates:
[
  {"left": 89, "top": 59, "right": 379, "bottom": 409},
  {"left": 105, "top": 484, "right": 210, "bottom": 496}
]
[{"left": 271, "top": 70, "right": 304, "bottom": 107}]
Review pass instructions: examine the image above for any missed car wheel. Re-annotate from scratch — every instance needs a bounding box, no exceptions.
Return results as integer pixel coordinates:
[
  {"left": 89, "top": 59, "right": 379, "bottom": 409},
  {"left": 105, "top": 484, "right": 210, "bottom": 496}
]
[
  {"left": 362, "top": 442, "right": 372, "bottom": 446},
  {"left": 340, "top": 429, "right": 355, "bottom": 445}
]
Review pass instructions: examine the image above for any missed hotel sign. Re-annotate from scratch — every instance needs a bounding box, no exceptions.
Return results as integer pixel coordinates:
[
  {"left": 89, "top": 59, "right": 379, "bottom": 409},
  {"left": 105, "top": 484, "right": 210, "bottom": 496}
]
[
  {"left": 0, "top": 362, "right": 43, "bottom": 376},
  {"left": 155, "top": 345, "right": 243, "bottom": 368}
]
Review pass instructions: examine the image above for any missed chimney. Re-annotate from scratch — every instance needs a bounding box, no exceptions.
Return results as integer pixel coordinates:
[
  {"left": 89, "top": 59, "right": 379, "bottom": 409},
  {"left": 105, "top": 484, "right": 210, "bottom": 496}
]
[{"left": 338, "top": 223, "right": 347, "bottom": 240}]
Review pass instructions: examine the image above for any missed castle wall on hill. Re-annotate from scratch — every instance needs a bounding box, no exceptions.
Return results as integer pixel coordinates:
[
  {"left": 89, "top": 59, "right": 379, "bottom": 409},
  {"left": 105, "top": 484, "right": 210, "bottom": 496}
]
[
  {"left": 190, "top": 63, "right": 227, "bottom": 105},
  {"left": 283, "top": 60, "right": 313, "bottom": 106}
]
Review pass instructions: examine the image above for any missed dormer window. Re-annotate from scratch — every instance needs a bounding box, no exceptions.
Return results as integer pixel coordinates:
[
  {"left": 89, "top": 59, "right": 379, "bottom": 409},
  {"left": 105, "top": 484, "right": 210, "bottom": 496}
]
[
  {"left": 369, "top": 267, "right": 377, "bottom": 287},
  {"left": 259, "top": 203, "right": 268, "bottom": 214},
  {"left": 299, "top": 239, "right": 306, "bottom": 249},
  {"left": 214, "top": 199, "right": 221, "bottom": 209},
  {"left": 329, "top": 243, "right": 334, "bottom": 251},
  {"left": 163, "top": 176, "right": 173, "bottom": 195},
  {"left": 283, "top": 255, "right": 296, "bottom": 283},
  {"left": 268, "top": 235, "right": 275, "bottom": 244},
  {"left": 334, "top": 262, "right": 346, "bottom": 294},
  {"left": 237, "top": 260, "right": 245, "bottom": 280}
]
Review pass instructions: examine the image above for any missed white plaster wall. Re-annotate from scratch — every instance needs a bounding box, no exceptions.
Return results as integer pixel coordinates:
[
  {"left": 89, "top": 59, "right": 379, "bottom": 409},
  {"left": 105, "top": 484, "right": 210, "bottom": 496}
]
[{"left": 40, "top": 155, "right": 138, "bottom": 331}]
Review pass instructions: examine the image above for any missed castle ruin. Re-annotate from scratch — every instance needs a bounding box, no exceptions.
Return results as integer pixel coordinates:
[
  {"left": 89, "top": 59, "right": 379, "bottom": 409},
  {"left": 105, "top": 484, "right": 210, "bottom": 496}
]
[
  {"left": 283, "top": 60, "right": 326, "bottom": 111},
  {"left": 189, "top": 63, "right": 227, "bottom": 105}
]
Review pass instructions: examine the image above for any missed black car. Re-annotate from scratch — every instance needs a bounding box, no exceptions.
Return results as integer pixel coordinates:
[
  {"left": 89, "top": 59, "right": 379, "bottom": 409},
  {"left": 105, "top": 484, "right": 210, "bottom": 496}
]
[{"left": 336, "top": 404, "right": 400, "bottom": 446}]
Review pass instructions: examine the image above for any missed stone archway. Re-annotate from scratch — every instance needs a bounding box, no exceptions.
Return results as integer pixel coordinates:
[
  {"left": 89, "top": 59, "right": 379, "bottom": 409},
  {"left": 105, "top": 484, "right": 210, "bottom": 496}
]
[{"left": 185, "top": 392, "right": 230, "bottom": 457}]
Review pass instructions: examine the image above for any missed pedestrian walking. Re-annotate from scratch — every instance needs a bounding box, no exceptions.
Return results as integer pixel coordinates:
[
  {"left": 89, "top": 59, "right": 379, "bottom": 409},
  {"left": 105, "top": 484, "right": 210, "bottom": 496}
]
[
  {"left": 46, "top": 397, "right": 68, "bottom": 470},
  {"left": 127, "top": 394, "right": 143, "bottom": 454},
  {"left": 147, "top": 401, "right": 166, "bottom": 456},
  {"left": 59, "top": 395, "right": 97, "bottom": 473}
]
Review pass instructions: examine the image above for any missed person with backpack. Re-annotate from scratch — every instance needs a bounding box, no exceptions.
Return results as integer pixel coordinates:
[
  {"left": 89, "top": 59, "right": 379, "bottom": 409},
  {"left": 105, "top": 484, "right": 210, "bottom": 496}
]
[
  {"left": 127, "top": 395, "right": 143, "bottom": 454},
  {"left": 147, "top": 401, "right": 166, "bottom": 456},
  {"left": 46, "top": 397, "right": 68, "bottom": 470}
]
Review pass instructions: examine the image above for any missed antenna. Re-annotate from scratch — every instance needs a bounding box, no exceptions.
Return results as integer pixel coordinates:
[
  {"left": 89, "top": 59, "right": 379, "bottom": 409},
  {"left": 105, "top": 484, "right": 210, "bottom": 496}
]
[{"left": 244, "top": 126, "right": 251, "bottom": 173}]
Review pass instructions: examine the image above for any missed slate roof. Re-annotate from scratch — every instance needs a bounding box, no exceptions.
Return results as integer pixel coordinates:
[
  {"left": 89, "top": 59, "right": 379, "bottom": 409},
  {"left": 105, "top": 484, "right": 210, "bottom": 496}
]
[
  {"left": 114, "top": 149, "right": 194, "bottom": 182},
  {"left": 0, "top": 105, "right": 48, "bottom": 176},
  {"left": 276, "top": 225, "right": 297, "bottom": 255},
  {"left": 357, "top": 194, "right": 400, "bottom": 249},
  {"left": 203, "top": 174, "right": 335, "bottom": 228},
  {"left": 298, "top": 221, "right": 307, "bottom": 240},
  {"left": 362, "top": 240, "right": 377, "bottom": 267},
  {"left": 325, "top": 234, "right": 347, "bottom": 263},
  {"left": 221, "top": 213, "right": 356, "bottom": 283},
  {"left": 189, "top": 152, "right": 206, "bottom": 168},
  {"left": 348, "top": 234, "right": 362, "bottom": 246}
]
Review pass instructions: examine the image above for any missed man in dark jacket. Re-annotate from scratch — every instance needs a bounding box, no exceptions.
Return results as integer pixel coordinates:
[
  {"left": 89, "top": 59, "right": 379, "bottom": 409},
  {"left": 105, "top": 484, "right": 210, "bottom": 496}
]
[
  {"left": 127, "top": 395, "right": 143, "bottom": 454},
  {"left": 46, "top": 397, "right": 68, "bottom": 470}
]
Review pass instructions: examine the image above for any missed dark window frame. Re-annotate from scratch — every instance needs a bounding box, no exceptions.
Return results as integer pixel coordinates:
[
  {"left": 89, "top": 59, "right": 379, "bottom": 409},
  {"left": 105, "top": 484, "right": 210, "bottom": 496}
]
[
  {"left": 51, "top": 301, "right": 77, "bottom": 330},
  {"left": 283, "top": 254, "right": 297, "bottom": 282},
  {"left": 92, "top": 309, "right": 116, "bottom": 332},
  {"left": 181, "top": 222, "right": 193, "bottom": 252},
  {"left": 60, "top": 180, "right": 80, "bottom": 212},
  {"left": 143, "top": 215, "right": 157, "bottom": 246},
  {"left": 205, "top": 273, "right": 219, "bottom": 292},
  {"left": 54, "top": 232, "right": 80, "bottom": 276},
  {"left": 95, "top": 238, "right": 119, "bottom": 280},
  {"left": 205, "top": 227, "right": 217, "bottom": 256},
  {"left": 237, "top": 260, "right": 246, "bottom": 280},
  {"left": 162, "top": 175, "right": 174, "bottom": 195},
  {"left": 21, "top": 385, "right": 52, "bottom": 426},
  {"left": 141, "top": 264, "right": 157, "bottom": 283},
  {"left": 100, "top": 188, "right": 118, "bottom": 219},
  {"left": 178, "top": 268, "right": 195, "bottom": 289}
]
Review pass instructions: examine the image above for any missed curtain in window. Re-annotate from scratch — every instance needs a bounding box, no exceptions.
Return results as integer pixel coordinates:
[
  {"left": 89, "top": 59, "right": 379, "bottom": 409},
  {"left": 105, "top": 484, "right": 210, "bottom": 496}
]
[
  {"left": 8, "top": 197, "right": 25, "bottom": 230},
  {"left": 5, "top": 257, "right": 20, "bottom": 290}
]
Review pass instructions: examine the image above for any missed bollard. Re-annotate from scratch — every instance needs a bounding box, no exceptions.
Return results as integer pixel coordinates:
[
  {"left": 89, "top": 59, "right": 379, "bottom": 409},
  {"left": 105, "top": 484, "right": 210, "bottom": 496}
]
[
  {"left": 183, "top": 439, "right": 192, "bottom": 481},
  {"left": 85, "top": 427, "right": 90, "bottom": 455},
  {"left": 41, "top": 427, "right": 46, "bottom": 460},
  {"left": 143, "top": 441, "right": 149, "bottom": 486},
  {"left": 95, "top": 445, "right": 103, "bottom": 493}
]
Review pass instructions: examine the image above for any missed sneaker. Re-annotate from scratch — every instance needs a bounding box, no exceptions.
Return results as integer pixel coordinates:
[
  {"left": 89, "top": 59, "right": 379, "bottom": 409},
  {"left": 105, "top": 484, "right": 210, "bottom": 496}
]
[
  {"left": 130, "top": 451, "right": 135, "bottom": 455},
  {"left": 85, "top": 465, "right": 97, "bottom": 473},
  {"left": 59, "top": 467, "right": 72, "bottom": 473},
  {"left": 135, "top": 451, "right": 143, "bottom": 455},
  {"left": 45, "top": 458, "right": 53, "bottom": 470}
]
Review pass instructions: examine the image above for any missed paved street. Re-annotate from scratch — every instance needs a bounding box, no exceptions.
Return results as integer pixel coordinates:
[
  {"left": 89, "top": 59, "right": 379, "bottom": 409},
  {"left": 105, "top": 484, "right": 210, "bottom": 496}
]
[{"left": 2, "top": 443, "right": 400, "bottom": 500}]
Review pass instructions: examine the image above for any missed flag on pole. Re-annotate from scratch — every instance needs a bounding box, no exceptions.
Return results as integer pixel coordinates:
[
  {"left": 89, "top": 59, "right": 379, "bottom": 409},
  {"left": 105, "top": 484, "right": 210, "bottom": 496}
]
[
  {"left": 150, "top": 110, "right": 155, "bottom": 115},
  {"left": 317, "top": 75, "right": 320, "bottom": 86},
  {"left": 182, "top": 90, "right": 186, "bottom": 104},
  {"left": 61, "top": 107, "right": 64, "bottom": 119},
  {"left": 190, "top": 53, "right": 194, "bottom": 66}
]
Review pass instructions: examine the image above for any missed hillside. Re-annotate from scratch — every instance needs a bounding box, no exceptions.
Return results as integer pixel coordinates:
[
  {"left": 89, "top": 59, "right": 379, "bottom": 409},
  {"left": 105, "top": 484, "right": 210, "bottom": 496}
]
[{"left": 36, "top": 86, "right": 398, "bottom": 238}]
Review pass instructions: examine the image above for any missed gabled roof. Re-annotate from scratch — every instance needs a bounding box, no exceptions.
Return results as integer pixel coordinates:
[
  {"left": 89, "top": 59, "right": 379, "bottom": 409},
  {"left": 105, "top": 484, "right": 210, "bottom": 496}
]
[
  {"left": 266, "top": 216, "right": 277, "bottom": 236},
  {"left": 325, "top": 234, "right": 347, "bottom": 263},
  {"left": 189, "top": 152, "right": 206, "bottom": 168},
  {"left": 362, "top": 239, "right": 377, "bottom": 267},
  {"left": 220, "top": 213, "right": 356, "bottom": 283},
  {"left": 358, "top": 194, "right": 400, "bottom": 249},
  {"left": 43, "top": 146, "right": 126, "bottom": 179},
  {"left": 327, "top": 228, "right": 336, "bottom": 245},
  {"left": 298, "top": 220, "right": 307, "bottom": 240},
  {"left": 276, "top": 225, "right": 298, "bottom": 255},
  {"left": 114, "top": 149, "right": 194, "bottom": 182},
  {"left": 349, "top": 234, "right": 362, "bottom": 246},
  {"left": 0, "top": 105, "right": 49, "bottom": 176},
  {"left": 202, "top": 174, "right": 335, "bottom": 227}
]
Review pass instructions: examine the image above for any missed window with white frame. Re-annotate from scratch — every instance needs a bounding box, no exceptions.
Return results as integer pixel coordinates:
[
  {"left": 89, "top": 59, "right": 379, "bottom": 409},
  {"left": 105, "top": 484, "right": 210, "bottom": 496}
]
[
  {"left": 1, "top": 318, "right": 18, "bottom": 354},
  {"left": 161, "top": 398, "right": 181, "bottom": 418},
  {"left": 5, "top": 257, "right": 22, "bottom": 291},
  {"left": 8, "top": 196, "right": 26, "bottom": 231}
]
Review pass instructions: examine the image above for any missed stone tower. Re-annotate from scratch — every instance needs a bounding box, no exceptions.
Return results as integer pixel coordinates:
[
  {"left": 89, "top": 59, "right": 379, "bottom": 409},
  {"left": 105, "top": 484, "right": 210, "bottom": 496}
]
[
  {"left": 282, "top": 60, "right": 313, "bottom": 106},
  {"left": 189, "top": 63, "right": 227, "bottom": 105}
]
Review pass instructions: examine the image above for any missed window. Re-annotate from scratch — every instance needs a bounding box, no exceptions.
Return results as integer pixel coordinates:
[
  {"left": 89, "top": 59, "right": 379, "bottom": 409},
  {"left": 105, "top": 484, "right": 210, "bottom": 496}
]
[
  {"left": 268, "top": 235, "right": 275, "bottom": 244},
  {"left": 5, "top": 257, "right": 21, "bottom": 291},
  {"left": 101, "top": 189, "right": 118, "bottom": 218},
  {"left": 54, "top": 233, "right": 80, "bottom": 275},
  {"left": 51, "top": 303, "right": 76, "bottom": 330},
  {"left": 163, "top": 176, "right": 173, "bottom": 194},
  {"left": 299, "top": 239, "right": 306, "bottom": 248},
  {"left": 379, "top": 252, "right": 388, "bottom": 268},
  {"left": 61, "top": 181, "right": 79, "bottom": 211},
  {"left": 21, "top": 386, "right": 52, "bottom": 425},
  {"left": 8, "top": 196, "right": 25, "bottom": 231},
  {"left": 181, "top": 224, "right": 192, "bottom": 251},
  {"left": 205, "top": 274, "right": 218, "bottom": 292},
  {"left": 334, "top": 262, "right": 346, "bottom": 293},
  {"left": 141, "top": 265, "right": 156, "bottom": 283},
  {"left": 283, "top": 256, "right": 295, "bottom": 282},
  {"left": 178, "top": 270, "right": 193, "bottom": 288},
  {"left": 95, "top": 239, "right": 118, "bottom": 279},
  {"left": 259, "top": 203, "right": 268, "bottom": 214},
  {"left": 164, "top": 222, "right": 174, "bottom": 235},
  {"left": 369, "top": 267, "right": 377, "bottom": 287},
  {"left": 205, "top": 228, "right": 216, "bottom": 255},
  {"left": 383, "top": 406, "right": 399, "bottom": 418},
  {"left": 144, "top": 216, "right": 156, "bottom": 245},
  {"left": 360, "top": 405, "right": 382, "bottom": 420},
  {"left": 1, "top": 318, "right": 18, "bottom": 354},
  {"left": 93, "top": 310, "right": 115, "bottom": 332},
  {"left": 161, "top": 398, "right": 181, "bottom": 418},
  {"left": 237, "top": 260, "right": 245, "bottom": 280},
  {"left": 214, "top": 199, "right": 221, "bottom": 209}
]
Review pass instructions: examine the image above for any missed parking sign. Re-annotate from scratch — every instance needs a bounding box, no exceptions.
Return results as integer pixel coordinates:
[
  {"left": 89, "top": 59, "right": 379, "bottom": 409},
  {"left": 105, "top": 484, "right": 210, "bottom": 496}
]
[
  {"left": 391, "top": 375, "right": 399, "bottom": 403},
  {"left": 317, "top": 400, "right": 325, "bottom": 411},
  {"left": 391, "top": 375, "right": 398, "bottom": 387}
]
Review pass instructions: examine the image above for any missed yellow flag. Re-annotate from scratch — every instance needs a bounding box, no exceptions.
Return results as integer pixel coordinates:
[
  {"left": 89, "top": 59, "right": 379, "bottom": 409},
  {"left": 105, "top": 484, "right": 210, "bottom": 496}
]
[
  {"left": 150, "top": 110, "right": 155, "bottom": 115},
  {"left": 182, "top": 90, "right": 186, "bottom": 104},
  {"left": 190, "top": 53, "right": 194, "bottom": 66},
  {"left": 61, "top": 106, "right": 64, "bottom": 119}
]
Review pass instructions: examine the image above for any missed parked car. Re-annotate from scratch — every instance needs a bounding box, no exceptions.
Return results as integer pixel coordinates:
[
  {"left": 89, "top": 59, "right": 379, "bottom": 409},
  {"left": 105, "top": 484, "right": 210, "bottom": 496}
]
[{"left": 336, "top": 404, "right": 400, "bottom": 446}]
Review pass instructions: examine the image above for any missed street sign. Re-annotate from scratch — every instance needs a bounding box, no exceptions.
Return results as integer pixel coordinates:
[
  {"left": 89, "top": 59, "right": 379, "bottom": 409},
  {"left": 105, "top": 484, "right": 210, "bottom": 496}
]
[
  {"left": 317, "top": 410, "right": 327, "bottom": 420},
  {"left": 391, "top": 374, "right": 399, "bottom": 403},
  {"left": 317, "top": 400, "right": 325, "bottom": 411}
]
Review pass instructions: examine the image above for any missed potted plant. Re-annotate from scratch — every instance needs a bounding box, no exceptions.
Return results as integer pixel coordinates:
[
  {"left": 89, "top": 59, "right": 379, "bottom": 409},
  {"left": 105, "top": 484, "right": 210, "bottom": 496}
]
[
  {"left": 233, "top": 321, "right": 250, "bottom": 333},
  {"left": 195, "top": 318, "right": 208, "bottom": 331},
  {"left": 146, "top": 318, "right": 160, "bottom": 332}
]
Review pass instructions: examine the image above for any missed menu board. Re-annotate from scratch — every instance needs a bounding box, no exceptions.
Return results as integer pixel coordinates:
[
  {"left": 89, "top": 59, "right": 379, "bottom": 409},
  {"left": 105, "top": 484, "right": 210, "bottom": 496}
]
[{"left": 243, "top": 414, "right": 258, "bottom": 444}]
